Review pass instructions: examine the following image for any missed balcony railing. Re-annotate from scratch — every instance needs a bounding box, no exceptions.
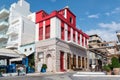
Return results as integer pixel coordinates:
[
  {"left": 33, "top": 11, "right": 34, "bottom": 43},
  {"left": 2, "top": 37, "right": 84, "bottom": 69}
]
[
  {"left": 0, "top": 42, "right": 7, "bottom": 48},
  {"left": 0, "top": 34, "right": 8, "bottom": 39},
  {"left": 0, "top": 9, "right": 9, "bottom": 19},
  {"left": 0, "top": 21, "right": 8, "bottom": 29},
  {"left": 6, "top": 41, "right": 18, "bottom": 49},
  {"left": 89, "top": 37, "right": 102, "bottom": 42},
  {"left": 7, "top": 27, "right": 18, "bottom": 35}
]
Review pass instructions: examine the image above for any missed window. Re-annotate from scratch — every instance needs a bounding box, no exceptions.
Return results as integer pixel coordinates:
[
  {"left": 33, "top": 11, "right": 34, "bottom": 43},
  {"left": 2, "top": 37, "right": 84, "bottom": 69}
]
[
  {"left": 73, "top": 55, "right": 76, "bottom": 68},
  {"left": 30, "top": 48, "right": 32, "bottom": 51},
  {"left": 68, "top": 31, "right": 70, "bottom": 41},
  {"left": 24, "top": 49, "right": 27, "bottom": 52},
  {"left": 78, "top": 56, "right": 81, "bottom": 68},
  {"left": 61, "top": 27, "right": 64, "bottom": 40},
  {"left": 70, "top": 17, "right": 73, "bottom": 24},
  {"left": 39, "top": 27, "right": 43, "bottom": 40},
  {"left": 82, "top": 57, "right": 84, "bottom": 68},
  {"left": 38, "top": 52, "right": 44, "bottom": 61},
  {"left": 45, "top": 26, "right": 50, "bottom": 39},
  {"left": 42, "top": 13, "right": 45, "bottom": 18}
]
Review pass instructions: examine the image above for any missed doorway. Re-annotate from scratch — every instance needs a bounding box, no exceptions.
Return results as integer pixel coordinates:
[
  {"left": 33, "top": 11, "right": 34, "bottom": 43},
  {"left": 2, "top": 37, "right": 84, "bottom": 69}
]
[
  {"left": 46, "top": 54, "right": 53, "bottom": 72},
  {"left": 67, "top": 53, "right": 71, "bottom": 69},
  {"left": 60, "top": 51, "right": 64, "bottom": 71}
]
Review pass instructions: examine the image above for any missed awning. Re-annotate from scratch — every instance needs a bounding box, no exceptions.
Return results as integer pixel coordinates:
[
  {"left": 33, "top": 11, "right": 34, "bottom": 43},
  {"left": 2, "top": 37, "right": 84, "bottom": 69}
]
[{"left": 0, "top": 48, "right": 25, "bottom": 59}]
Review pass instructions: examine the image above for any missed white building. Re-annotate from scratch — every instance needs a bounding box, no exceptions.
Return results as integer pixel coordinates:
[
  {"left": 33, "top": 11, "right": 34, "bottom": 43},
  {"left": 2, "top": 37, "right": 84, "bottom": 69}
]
[
  {"left": 6, "top": 0, "right": 35, "bottom": 50},
  {"left": 0, "top": 9, "right": 9, "bottom": 48}
]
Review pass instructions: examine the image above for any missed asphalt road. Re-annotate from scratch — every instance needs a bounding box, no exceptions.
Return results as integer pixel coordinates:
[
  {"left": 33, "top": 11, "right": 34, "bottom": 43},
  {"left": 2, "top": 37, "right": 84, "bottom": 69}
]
[{"left": 0, "top": 72, "right": 120, "bottom": 80}]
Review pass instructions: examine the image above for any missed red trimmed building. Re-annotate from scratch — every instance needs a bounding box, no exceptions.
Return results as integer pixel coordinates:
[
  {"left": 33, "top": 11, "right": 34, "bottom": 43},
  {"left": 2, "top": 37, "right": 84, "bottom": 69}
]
[{"left": 35, "top": 7, "right": 89, "bottom": 72}]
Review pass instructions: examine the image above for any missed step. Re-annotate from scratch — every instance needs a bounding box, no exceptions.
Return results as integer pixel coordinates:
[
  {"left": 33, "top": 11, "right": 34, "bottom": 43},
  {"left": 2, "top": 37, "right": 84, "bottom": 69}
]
[{"left": 76, "top": 72, "right": 105, "bottom": 75}]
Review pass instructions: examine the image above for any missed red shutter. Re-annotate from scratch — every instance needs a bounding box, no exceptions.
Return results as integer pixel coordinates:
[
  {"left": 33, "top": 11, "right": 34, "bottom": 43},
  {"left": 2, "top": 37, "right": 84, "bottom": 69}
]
[
  {"left": 45, "top": 26, "right": 50, "bottom": 39},
  {"left": 39, "top": 27, "right": 43, "bottom": 40},
  {"left": 61, "top": 27, "right": 64, "bottom": 40}
]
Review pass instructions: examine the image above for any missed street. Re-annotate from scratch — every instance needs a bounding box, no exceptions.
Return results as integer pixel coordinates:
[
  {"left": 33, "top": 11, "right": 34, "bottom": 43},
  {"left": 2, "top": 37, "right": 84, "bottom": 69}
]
[{"left": 0, "top": 72, "right": 120, "bottom": 80}]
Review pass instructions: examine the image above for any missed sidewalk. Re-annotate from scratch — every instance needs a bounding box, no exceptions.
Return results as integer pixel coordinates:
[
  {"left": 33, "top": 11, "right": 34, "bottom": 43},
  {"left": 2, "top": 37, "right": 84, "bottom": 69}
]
[{"left": 26, "top": 72, "right": 66, "bottom": 76}]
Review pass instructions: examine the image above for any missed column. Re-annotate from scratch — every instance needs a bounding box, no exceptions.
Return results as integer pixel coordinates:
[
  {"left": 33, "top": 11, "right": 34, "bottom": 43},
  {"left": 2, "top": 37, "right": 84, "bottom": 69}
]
[
  {"left": 84, "top": 37, "right": 86, "bottom": 47},
  {"left": 35, "top": 23, "right": 39, "bottom": 41},
  {"left": 50, "top": 17, "right": 61, "bottom": 38},
  {"left": 35, "top": 49, "right": 38, "bottom": 72},
  {"left": 86, "top": 39, "right": 89, "bottom": 48},
  {"left": 56, "top": 50, "right": 60, "bottom": 72},
  {"left": 80, "top": 34, "right": 82, "bottom": 46},
  {"left": 70, "top": 28, "right": 73, "bottom": 41},
  {"left": 64, "top": 24, "right": 68, "bottom": 41},
  {"left": 76, "top": 55, "right": 78, "bottom": 68},
  {"left": 81, "top": 57, "right": 83, "bottom": 68},
  {"left": 75, "top": 31, "right": 78, "bottom": 43},
  {"left": 64, "top": 9, "right": 67, "bottom": 18},
  {"left": 84, "top": 57, "right": 86, "bottom": 71},
  {"left": 70, "top": 54, "right": 73, "bottom": 69},
  {"left": 64, "top": 52, "right": 67, "bottom": 70}
]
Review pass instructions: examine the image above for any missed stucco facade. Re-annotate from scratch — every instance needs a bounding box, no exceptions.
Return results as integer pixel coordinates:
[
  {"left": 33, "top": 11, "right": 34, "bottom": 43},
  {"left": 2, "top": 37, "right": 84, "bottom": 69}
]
[{"left": 35, "top": 38, "right": 88, "bottom": 72}]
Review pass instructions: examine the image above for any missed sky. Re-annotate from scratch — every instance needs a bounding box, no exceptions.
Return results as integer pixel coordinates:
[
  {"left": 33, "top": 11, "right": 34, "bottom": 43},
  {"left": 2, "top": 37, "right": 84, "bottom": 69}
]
[{"left": 1, "top": 0, "right": 120, "bottom": 41}]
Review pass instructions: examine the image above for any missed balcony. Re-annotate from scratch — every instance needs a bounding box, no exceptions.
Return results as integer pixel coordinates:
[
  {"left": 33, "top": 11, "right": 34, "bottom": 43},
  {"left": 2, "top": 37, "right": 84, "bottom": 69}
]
[
  {"left": 0, "top": 21, "right": 8, "bottom": 30},
  {"left": 0, "top": 34, "right": 8, "bottom": 41},
  {"left": 0, "top": 43, "right": 7, "bottom": 48},
  {"left": 6, "top": 28, "right": 18, "bottom": 35},
  {"left": 0, "top": 9, "right": 9, "bottom": 19},
  {"left": 67, "top": 40, "right": 86, "bottom": 50},
  {"left": 89, "top": 37, "right": 102, "bottom": 42},
  {"left": 6, "top": 41, "right": 18, "bottom": 49}
]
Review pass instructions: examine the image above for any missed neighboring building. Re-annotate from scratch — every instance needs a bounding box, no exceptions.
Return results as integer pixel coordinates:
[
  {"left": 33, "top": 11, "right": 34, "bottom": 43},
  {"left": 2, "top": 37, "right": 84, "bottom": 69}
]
[
  {"left": 2, "top": 0, "right": 36, "bottom": 68},
  {"left": 0, "top": 9, "right": 9, "bottom": 48},
  {"left": 6, "top": 0, "right": 35, "bottom": 50},
  {"left": 88, "top": 34, "right": 108, "bottom": 71},
  {"left": 18, "top": 42, "right": 35, "bottom": 57},
  {"left": 0, "top": 9, "right": 9, "bottom": 66},
  {"left": 116, "top": 31, "right": 120, "bottom": 42},
  {"left": 35, "top": 7, "right": 89, "bottom": 72}
]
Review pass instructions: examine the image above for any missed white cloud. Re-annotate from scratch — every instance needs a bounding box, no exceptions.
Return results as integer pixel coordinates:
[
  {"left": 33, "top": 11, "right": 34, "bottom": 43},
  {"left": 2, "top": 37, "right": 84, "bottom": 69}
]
[
  {"left": 98, "top": 22, "right": 120, "bottom": 31},
  {"left": 105, "top": 7, "right": 120, "bottom": 16},
  {"left": 88, "top": 14, "right": 99, "bottom": 18},
  {"left": 112, "top": 7, "right": 120, "bottom": 14},
  {"left": 105, "top": 12, "right": 110, "bottom": 16},
  {"left": 86, "top": 22, "right": 120, "bottom": 41}
]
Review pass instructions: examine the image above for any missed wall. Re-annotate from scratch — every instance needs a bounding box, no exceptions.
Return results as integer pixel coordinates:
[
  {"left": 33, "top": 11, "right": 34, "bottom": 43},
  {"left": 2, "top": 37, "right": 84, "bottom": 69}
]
[
  {"left": 35, "top": 38, "right": 87, "bottom": 72},
  {"left": 21, "top": 16, "right": 35, "bottom": 45},
  {"left": 18, "top": 43, "right": 35, "bottom": 56}
]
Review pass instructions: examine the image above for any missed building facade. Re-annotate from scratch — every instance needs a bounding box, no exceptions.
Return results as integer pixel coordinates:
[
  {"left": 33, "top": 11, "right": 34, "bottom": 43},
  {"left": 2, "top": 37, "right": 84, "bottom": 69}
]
[
  {"left": 0, "top": 9, "right": 9, "bottom": 48},
  {"left": 88, "top": 34, "right": 108, "bottom": 71},
  {"left": 6, "top": 0, "right": 35, "bottom": 50},
  {"left": 35, "top": 7, "right": 89, "bottom": 72}
]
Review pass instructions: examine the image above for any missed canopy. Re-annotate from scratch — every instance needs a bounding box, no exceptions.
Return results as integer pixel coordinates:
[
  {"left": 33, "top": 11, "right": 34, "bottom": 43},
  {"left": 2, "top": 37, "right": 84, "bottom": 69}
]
[{"left": 0, "top": 48, "right": 25, "bottom": 59}]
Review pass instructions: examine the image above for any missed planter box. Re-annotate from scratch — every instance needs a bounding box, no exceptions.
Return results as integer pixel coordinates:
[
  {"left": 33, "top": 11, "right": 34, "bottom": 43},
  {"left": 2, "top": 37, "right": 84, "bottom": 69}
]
[
  {"left": 113, "top": 68, "right": 120, "bottom": 75},
  {"left": 41, "top": 68, "right": 46, "bottom": 73}
]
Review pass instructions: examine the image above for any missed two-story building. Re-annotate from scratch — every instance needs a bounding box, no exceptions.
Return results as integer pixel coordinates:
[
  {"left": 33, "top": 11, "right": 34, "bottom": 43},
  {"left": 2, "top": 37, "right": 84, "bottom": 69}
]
[{"left": 35, "top": 7, "right": 89, "bottom": 72}]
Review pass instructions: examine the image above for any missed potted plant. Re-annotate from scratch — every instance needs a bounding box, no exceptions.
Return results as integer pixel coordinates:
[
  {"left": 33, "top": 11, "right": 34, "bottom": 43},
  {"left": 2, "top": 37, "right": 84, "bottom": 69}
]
[
  {"left": 103, "top": 64, "right": 111, "bottom": 75},
  {"left": 111, "top": 57, "right": 120, "bottom": 75},
  {"left": 41, "top": 64, "right": 47, "bottom": 73}
]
